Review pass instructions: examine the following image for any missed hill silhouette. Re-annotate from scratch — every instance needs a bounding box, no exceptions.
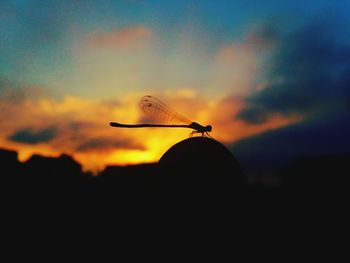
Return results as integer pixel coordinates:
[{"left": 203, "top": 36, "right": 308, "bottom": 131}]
[
  {"left": 0, "top": 141, "right": 347, "bottom": 261},
  {"left": 158, "top": 137, "right": 247, "bottom": 198},
  {"left": 1, "top": 138, "right": 249, "bottom": 199}
]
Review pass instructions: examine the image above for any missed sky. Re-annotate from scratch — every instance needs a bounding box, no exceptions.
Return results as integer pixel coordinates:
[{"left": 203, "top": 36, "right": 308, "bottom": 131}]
[{"left": 1, "top": 0, "right": 349, "bottom": 172}]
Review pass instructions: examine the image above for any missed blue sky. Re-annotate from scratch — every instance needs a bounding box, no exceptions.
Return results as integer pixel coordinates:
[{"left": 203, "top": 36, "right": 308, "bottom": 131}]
[{"left": 2, "top": 0, "right": 348, "bottom": 94}]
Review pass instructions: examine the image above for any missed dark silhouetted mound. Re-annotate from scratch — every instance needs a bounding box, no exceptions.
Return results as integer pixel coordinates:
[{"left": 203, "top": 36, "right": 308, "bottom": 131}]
[
  {"left": 22, "top": 154, "right": 85, "bottom": 196},
  {"left": 24, "top": 153, "right": 82, "bottom": 177},
  {"left": 0, "top": 148, "right": 22, "bottom": 185},
  {"left": 158, "top": 137, "right": 246, "bottom": 196},
  {"left": 0, "top": 148, "right": 19, "bottom": 173},
  {"left": 0, "top": 148, "right": 18, "bottom": 164}
]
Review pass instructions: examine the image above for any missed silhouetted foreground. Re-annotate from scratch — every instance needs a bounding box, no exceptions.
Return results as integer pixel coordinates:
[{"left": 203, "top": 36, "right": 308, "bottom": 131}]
[
  {"left": 158, "top": 137, "right": 247, "bottom": 198},
  {"left": 1, "top": 138, "right": 248, "bottom": 200},
  {"left": 0, "top": 139, "right": 347, "bottom": 261}
]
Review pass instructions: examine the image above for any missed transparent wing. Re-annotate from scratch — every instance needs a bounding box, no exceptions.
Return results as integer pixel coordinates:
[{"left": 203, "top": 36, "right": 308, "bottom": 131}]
[{"left": 139, "top": 95, "right": 192, "bottom": 125}]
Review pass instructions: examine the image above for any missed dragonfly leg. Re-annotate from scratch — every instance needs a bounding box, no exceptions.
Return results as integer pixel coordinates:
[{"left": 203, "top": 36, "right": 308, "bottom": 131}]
[
  {"left": 204, "top": 132, "right": 213, "bottom": 138},
  {"left": 189, "top": 130, "right": 196, "bottom": 138}
]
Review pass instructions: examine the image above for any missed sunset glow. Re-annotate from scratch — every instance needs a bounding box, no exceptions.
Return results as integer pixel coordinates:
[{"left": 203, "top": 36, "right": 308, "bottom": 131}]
[
  {"left": 1, "top": 0, "right": 346, "bottom": 173},
  {"left": 0, "top": 88, "right": 300, "bottom": 172}
]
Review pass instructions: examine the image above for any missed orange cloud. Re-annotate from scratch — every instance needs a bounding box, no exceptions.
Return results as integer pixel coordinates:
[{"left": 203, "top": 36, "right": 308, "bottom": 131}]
[
  {"left": 85, "top": 26, "right": 152, "bottom": 48},
  {"left": 0, "top": 87, "right": 302, "bottom": 173},
  {"left": 0, "top": 89, "right": 198, "bottom": 172},
  {"left": 207, "top": 95, "right": 302, "bottom": 143}
]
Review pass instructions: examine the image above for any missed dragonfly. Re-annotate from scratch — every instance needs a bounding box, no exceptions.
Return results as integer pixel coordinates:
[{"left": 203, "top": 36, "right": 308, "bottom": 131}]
[{"left": 110, "top": 95, "right": 212, "bottom": 137}]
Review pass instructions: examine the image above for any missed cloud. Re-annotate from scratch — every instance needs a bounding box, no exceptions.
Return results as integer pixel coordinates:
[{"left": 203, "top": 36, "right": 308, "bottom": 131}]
[
  {"left": 0, "top": 79, "right": 45, "bottom": 103},
  {"left": 231, "top": 18, "right": 350, "bottom": 169},
  {"left": 244, "top": 22, "right": 280, "bottom": 51},
  {"left": 212, "top": 43, "right": 258, "bottom": 94},
  {"left": 76, "top": 137, "right": 145, "bottom": 152},
  {"left": 237, "top": 20, "right": 350, "bottom": 124},
  {"left": 1, "top": 88, "right": 206, "bottom": 171},
  {"left": 232, "top": 112, "right": 350, "bottom": 169},
  {"left": 9, "top": 127, "right": 58, "bottom": 144},
  {"left": 0, "top": 82, "right": 303, "bottom": 172},
  {"left": 85, "top": 26, "right": 153, "bottom": 48},
  {"left": 209, "top": 23, "right": 279, "bottom": 96}
]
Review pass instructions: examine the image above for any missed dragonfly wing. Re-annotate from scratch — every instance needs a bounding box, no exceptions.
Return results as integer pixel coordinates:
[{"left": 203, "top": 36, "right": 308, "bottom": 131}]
[{"left": 139, "top": 95, "right": 192, "bottom": 125}]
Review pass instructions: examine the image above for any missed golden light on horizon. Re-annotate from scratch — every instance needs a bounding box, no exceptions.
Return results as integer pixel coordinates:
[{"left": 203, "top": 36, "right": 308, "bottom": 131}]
[
  {"left": 0, "top": 89, "right": 302, "bottom": 173},
  {"left": 0, "top": 21, "right": 304, "bottom": 173}
]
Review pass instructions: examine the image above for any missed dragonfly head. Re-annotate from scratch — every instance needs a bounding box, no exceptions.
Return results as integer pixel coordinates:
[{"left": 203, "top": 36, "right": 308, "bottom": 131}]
[{"left": 205, "top": 125, "right": 212, "bottom": 132}]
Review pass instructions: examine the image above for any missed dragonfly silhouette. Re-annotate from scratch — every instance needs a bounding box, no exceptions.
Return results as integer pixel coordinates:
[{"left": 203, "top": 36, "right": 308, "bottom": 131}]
[{"left": 110, "top": 95, "right": 212, "bottom": 137}]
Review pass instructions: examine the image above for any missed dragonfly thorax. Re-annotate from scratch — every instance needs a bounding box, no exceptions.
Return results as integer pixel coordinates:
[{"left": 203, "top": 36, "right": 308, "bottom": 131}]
[{"left": 190, "top": 122, "right": 212, "bottom": 133}]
